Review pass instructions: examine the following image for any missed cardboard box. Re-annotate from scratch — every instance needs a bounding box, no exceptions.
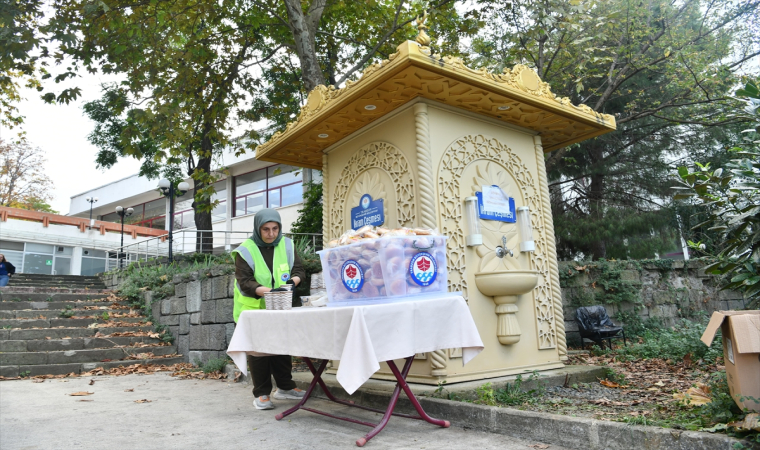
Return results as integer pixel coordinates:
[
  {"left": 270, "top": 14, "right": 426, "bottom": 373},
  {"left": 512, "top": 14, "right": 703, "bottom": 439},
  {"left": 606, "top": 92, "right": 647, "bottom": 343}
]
[{"left": 701, "top": 310, "right": 760, "bottom": 412}]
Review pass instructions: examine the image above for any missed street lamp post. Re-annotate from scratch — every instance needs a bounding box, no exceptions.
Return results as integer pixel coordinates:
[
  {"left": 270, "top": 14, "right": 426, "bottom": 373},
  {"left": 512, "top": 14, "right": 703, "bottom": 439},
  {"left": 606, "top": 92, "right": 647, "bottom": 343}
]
[
  {"left": 158, "top": 179, "right": 190, "bottom": 263},
  {"left": 85, "top": 197, "right": 98, "bottom": 228},
  {"left": 115, "top": 206, "right": 134, "bottom": 268}
]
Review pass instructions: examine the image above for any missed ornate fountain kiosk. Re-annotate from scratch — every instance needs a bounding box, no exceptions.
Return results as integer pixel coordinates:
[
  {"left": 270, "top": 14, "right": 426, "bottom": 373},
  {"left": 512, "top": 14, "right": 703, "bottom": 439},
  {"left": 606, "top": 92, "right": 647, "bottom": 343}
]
[{"left": 254, "top": 25, "right": 616, "bottom": 384}]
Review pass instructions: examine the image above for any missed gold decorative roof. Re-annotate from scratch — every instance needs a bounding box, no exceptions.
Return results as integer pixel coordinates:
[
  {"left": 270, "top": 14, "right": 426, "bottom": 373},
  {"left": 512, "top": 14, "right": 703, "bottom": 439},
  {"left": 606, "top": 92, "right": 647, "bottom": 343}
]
[{"left": 255, "top": 40, "right": 616, "bottom": 170}]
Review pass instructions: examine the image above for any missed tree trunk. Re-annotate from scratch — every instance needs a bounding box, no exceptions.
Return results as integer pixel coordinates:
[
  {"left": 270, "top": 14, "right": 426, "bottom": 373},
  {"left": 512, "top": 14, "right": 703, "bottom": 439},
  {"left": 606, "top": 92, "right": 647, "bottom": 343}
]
[
  {"left": 193, "top": 143, "right": 213, "bottom": 254},
  {"left": 282, "top": 0, "right": 326, "bottom": 92}
]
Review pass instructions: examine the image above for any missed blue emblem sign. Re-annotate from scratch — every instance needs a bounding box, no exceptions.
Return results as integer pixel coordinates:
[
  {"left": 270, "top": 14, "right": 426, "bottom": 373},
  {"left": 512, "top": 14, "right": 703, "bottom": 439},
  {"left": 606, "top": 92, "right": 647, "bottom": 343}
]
[
  {"left": 409, "top": 252, "right": 438, "bottom": 286},
  {"left": 350, "top": 194, "right": 385, "bottom": 230},
  {"left": 476, "top": 185, "right": 516, "bottom": 223},
  {"left": 341, "top": 260, "right": 364, "bottom": 292}
]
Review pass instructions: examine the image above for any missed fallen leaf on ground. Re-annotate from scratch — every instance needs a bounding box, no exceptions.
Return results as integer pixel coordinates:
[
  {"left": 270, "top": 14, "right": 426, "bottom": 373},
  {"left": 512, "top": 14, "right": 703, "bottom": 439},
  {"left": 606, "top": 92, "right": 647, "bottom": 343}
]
[
  {"left": 124, "top": 388, "right": 134, "bottom": 392},
  {"left": 728, "top": 413, "right": 760, "bottom": 432},
  {"left": 599, "top": 379, "right": 620, "bottom": 388},
  {"left": 32, "top": 379, "right": 44, "bottom": 383},
  {"left": 233, "top": 372, "right": 243, "bottom": 383},
  {"left": 69, "top": 391, "right": 94, "bottom": 396},
  {"left": 88, "top": 379, "right": 95, "bottom": 385},
  {"left": 134, "top": 399, "right": 152, "bottom": 403},
  {"left": 654, "top": 381, "right": 665, "bottom": 387},
  {"left": 673, "top": 383, "right": 711, "bottom": 406},
  {"left": 528, "top": 445, "right": 550, "bottom": 449}
]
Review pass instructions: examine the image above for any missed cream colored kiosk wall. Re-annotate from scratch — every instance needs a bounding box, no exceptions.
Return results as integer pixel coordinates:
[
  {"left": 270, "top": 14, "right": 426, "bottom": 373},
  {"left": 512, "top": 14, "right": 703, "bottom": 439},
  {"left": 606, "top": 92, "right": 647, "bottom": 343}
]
[{"left": 324, "top": 98, "right": 566, "bottom": 384}]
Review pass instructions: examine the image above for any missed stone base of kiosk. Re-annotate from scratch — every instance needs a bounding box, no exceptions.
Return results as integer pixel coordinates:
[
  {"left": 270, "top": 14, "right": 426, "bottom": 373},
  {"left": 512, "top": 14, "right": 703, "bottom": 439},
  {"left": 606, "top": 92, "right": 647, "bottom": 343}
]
[{"left": 295, "top": 365, "right": 606, "bottom": 400}]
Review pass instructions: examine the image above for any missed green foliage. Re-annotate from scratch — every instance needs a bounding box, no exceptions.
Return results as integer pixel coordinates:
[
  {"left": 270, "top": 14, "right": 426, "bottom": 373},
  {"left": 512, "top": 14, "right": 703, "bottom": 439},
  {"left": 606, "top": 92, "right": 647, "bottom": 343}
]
[
  {"left": 603, "top": 367, "right": 626, "bottom": 385},
  {"left": 615, "top": 318, "right": 723, "bottom": 364},
  {"left": 194, "top": 357, "right": 231, "bottom": 374},
  {"left": 564, "top": 260, "right": 641, "bottom": 306},
  {"left": 475, "top": 382, "right": 496, "bottom": 406},
  {"left": 675, "top": 80, "right": 760, "bottom": 309},
  {"left": 290, "top": 181, "right": 323, "bottom": 236},
  {"left": 153, "top": 323, "right": 175, "bottom": 344},
  {"left": 19, "top": 371, "right": 31, "bottom": 378},
  {"left": 494, "top": 373, "right": 546, "bottom": 406},
  {"left": 100, "top": 312, "right": 109, "bottom": 321},
  {"left": 59, "top": 305, "right": 74, "bottom": 318},
  {"left": 472, "top": 0, "right": 759, "bottom": 260}
]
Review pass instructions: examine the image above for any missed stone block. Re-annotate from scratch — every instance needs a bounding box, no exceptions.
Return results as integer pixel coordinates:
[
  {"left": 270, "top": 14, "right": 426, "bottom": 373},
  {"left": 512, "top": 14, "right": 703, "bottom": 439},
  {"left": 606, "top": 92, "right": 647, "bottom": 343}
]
[
  {"left": 170, "top": 297, "right": 186, "bottom": 315},
  {"left": 564, "top": 273, "right": 589, "bottom": 288},
  {"left": 652, "top": 291, "right": 674, "bottom": 305},
  {"left": 564, "top": 320, "right": 578, "bottom": 332},
  {"left": 0, "top": 340, "right": 28, "bottom": 352},
  {"left": 179, "top": 314, "right": 190, "bottom": 335},
  {"left": 726, "top": 300, "right": 746, "bottom": 310},
  {"left": 177, "top": 335, "right": 189, "bottom": 357},
  {"left": 189, "top": 326, "right": 205, "bottom": 350},
  {"left": 201, "top": 301, "right": 216, "bottom": 324},
  {"left": 189, "top": 350, "right": 220, "bottom": 366},
  {"left": 225, "top": 323, "right": 235, "bottom": 345},
  {"left": 649, "top": 304, "right": 678, "bottom": 319},
  {"left": 619, "top": 270, "right": 640, "bottom": 282},
  {"left": 173, "top": 274, "right": 184, "bottom": 284},
  {"left": 216, "top": 298, "right": 234, "bottom": 323},
  {"left": 151, "top": 302, "right": 161, "bottom": 322},
  {"left": 212, "top": 276, "right": 229, "bottom": 299},
  {"left": 228, "top": 276, "right": 236, "bottom": 297},
  {"left": 186, "top": 281, "right": 202, "bottom": 313},
  {"left": 207, "top": 324, "right": 227, "bottom": 350},
  {"left": 161, "top": 299, "right": 171, "bottom": 315},
  {"left": 143, "top": 291, "right": 153, "bottom": 312},
  {"left": 201, "top": 279, "right": 213, "bottom": 301},
  {"left": 175, "top": 282, "right": 187, "bottom": 298},
  {"left": 719, "top": 289, "right": 743, "bottom": 300},
  {"left": 159, "top": 314, "right": 179, "bottom": 326},
  {"left": 0, "top": 352, "right": 47, "bottom": 366},
  {"left": 190, "top": 313, "right": 200, "bottom": 325},
  {"left": 168, "top": 326, "right": 179, "bottom": 339}
]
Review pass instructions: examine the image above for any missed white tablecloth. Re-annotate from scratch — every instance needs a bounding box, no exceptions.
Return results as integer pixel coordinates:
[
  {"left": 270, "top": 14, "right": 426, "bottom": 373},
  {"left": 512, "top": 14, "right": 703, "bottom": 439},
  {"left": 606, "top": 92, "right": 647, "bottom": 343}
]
[{"left": 226, "top": 296, "right": 484, "bottom": 395}]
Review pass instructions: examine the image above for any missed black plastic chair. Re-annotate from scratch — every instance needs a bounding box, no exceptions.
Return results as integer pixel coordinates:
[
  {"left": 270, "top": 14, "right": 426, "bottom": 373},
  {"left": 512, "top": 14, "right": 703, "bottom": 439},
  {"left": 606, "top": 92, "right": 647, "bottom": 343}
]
[{"left": 575, "top": 306, "right": 627, "bottom": 350}]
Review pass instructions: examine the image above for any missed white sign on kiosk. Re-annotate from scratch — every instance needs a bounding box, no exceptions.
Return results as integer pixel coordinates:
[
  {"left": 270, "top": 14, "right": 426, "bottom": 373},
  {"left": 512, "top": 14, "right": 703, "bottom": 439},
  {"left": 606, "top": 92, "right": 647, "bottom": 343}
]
[{"left": 476, "top": 185, "right": 516, "bottom": 223}]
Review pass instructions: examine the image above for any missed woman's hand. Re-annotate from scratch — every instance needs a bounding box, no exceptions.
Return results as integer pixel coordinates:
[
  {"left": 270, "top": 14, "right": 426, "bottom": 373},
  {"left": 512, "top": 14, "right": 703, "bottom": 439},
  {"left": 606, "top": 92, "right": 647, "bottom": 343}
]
[
  {"left": 255, "top": 286, "right": 272, "bottom": 297},
  {"left": 287, "top": 276, "right": 301, "bottom": 287}
]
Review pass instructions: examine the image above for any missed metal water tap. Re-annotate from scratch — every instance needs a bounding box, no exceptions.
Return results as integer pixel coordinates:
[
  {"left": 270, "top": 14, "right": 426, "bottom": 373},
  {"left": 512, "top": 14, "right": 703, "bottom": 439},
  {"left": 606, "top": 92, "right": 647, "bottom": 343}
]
[{"left": 495, "top": 235, "right": 513, "bottom": 258}]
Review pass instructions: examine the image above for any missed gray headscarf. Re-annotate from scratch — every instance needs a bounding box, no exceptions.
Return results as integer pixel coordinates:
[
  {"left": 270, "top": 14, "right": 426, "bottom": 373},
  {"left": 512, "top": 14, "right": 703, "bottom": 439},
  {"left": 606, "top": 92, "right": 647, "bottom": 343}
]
[{"left": 252, "top": 208, "right": 283, "bottom": 247}]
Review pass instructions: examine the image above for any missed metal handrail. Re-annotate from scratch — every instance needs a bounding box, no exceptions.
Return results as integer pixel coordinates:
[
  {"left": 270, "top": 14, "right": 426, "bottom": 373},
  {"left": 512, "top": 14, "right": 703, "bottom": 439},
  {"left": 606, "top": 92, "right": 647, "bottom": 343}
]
[{"left": 108, "top": 229, "right": 323, "bottom": 270}]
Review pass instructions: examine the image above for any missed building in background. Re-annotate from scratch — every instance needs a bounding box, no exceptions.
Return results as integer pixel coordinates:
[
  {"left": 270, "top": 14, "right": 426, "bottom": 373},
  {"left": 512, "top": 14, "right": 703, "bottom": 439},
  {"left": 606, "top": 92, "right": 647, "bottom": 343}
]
[{"left": 0, "top": 208, "right": 166, "bottom": 276}]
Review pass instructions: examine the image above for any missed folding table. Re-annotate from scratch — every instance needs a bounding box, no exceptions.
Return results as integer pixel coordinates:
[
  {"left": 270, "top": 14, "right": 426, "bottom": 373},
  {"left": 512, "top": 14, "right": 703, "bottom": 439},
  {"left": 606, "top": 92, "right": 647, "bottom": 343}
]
[{"left": 227, "top": 295, "right": 484, "bottom": 447}]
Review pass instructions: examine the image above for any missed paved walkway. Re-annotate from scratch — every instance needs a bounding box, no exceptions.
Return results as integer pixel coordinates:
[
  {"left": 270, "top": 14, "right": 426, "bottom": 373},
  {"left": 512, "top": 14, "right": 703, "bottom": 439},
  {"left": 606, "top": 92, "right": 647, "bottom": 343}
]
[{"left": 0, "top": 373, "right": 566, "bottom": 450}]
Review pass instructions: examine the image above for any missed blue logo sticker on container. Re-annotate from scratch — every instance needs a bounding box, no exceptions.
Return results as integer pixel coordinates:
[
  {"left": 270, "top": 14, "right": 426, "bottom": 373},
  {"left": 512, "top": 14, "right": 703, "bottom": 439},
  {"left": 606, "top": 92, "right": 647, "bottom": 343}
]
[
  {"left": 409, "top": 252, "right": 437, "bottom": 286},
  {"left": 341, "top": 260, "right": 364, "bottom": 292},
  {"left": 280, "top": 273, "right": 290, "bottom": 282}
]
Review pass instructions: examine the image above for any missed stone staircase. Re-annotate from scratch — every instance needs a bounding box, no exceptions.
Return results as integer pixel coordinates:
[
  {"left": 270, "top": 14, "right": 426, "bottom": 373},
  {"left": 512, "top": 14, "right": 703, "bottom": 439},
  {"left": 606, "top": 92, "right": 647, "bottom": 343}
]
[{"left": 0, "top": 275, "right": 183, "bottom": 378}]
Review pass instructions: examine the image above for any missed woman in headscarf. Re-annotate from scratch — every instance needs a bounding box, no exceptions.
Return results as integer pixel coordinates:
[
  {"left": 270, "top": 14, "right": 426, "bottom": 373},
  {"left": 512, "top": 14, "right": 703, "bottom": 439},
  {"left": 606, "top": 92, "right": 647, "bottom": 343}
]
[{"left": 232, "top": 208, "right": 306, "bottom": 410}]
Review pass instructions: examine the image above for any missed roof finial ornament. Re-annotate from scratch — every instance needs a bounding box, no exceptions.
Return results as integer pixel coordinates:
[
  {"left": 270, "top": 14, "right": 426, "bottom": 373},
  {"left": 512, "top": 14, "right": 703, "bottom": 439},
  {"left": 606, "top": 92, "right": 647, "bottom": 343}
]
[{"left": 415, "top": 11, "right": 431, "bottom": 55}]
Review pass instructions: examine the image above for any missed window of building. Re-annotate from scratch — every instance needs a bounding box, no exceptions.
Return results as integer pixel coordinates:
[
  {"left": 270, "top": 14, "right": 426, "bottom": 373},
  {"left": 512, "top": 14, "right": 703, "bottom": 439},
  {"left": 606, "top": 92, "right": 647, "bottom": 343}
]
[
  {"left": 100, "top": 197, "right": 166, "bottom": 229},
  {"left": 171, "top": 179, "right": 226, "bottom": 229},
  {"left": 234, "top": 165, "right": 302, "bottom": 217},
  {"left": 0, "top": 242, "right": 75, "bottom": 275}
]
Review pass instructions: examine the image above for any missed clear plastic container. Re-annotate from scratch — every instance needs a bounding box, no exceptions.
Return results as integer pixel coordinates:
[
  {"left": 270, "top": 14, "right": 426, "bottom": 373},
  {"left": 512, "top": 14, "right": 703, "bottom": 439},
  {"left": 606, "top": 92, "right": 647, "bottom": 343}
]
[{"left": 317, "top": 235, "right": 448, "bottom": 305}]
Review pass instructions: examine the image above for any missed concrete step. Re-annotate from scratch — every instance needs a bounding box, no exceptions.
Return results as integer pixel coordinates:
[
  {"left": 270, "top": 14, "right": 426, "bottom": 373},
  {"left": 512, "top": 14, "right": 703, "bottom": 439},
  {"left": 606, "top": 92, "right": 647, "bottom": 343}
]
[
  {"left": 0, "top": 300, "right": 131, "bottom": 311},
  {"left": 3, "top": 325, "right": 155, "bottom": 340},
  {"left": 0, "top": 345, "right": 178, "bottom": 365},
  {"left": 0, "top": 355, "right": 185, "bottom": 378},
  {"left": 0, "top": 336, "right": 168, "bottom": 352},
  {"left": 0, "top": 287, "right": 113, "bottom": 295},
  {"left": 0, "top": 293, "right": 112, "bottom": 303},
  {"left": 0, "top": 317, "right": 147, "bottom": 329},
  {"left": 0, "top": 308, "right": 136, "bottom": 320}
]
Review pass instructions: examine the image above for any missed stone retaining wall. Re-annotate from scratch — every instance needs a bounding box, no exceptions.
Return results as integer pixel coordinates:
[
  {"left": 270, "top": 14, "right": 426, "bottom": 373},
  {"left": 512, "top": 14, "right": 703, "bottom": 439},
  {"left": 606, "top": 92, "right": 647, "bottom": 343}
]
[
  {"left": 103, "top": 267, "right": 236, "bottom": 365},
  {"left": 559, "top": 259, "right": 748, "bottom": 345},
  {"left": 103, "top": 258, "right": 748, "bottom": 359}
]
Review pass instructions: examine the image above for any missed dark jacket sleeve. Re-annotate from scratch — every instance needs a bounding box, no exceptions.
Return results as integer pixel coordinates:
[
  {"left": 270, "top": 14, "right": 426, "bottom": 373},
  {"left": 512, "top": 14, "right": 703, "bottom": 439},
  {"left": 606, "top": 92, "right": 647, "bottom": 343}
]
[
  {"left": 6, "top": 261, "right": 15, "bottom": 275},
  {"left": 291, "top": 250, "right": 306, "bottom": 284},
  {"left": 235, "top": 254, "right": 263, "bottom": 299}
]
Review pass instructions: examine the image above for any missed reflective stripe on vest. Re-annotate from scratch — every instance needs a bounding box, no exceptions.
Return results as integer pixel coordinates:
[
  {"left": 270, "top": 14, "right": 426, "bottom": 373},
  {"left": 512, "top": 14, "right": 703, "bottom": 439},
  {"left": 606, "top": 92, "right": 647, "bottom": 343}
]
[{"left": 231, "top": 238, "right": 294, "bottom": 322}]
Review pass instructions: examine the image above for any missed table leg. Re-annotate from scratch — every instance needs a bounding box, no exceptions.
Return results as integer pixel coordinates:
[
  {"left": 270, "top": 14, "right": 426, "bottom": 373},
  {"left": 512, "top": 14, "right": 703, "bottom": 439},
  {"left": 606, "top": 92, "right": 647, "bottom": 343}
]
[
  {"left": 355, "top": 356, "right": 449, "bottom": 447},
  {"left": 275, "top": 358, "right": 328, "bottom": 421}
]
